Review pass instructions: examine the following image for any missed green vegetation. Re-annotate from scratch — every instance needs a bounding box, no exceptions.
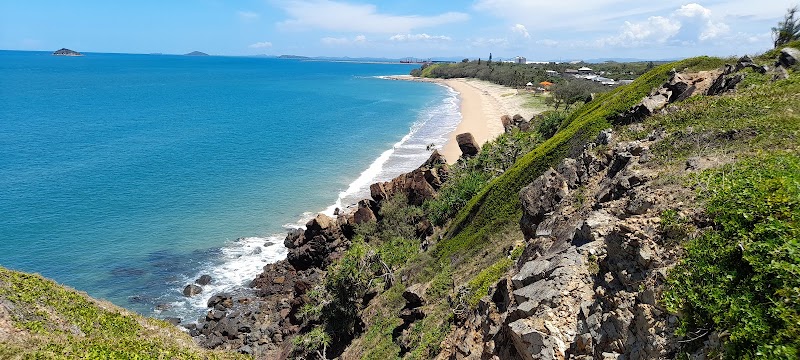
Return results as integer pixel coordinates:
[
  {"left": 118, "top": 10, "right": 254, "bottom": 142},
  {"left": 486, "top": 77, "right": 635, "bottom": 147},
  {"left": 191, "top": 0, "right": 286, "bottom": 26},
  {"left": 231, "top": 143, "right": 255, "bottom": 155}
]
[
  {"left": 772, "top": 6, "right": 800, "bottom": 48},
  {"left": 436, "top": 57, "right": 727, "bottom": 263},
  {"left": 410, "top": 59, "right": 665, "bottom": 88},
  {"left": 664, "top": 154, "right": 800, "bottom": 359},
  {"left": 466, "top": 258, "right": 513, "bottom": 307},
  {"left": 0, "top": 267, "right": 246, "bottom": 360}
]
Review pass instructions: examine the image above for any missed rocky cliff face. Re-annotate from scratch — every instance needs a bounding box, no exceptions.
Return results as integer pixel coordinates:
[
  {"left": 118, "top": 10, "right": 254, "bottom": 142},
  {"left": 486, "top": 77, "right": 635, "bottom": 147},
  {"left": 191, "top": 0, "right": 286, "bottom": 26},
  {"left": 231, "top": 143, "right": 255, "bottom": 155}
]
[
  {"left": 438, "top": 129, "right": 692, "bottom": 359},
  {"left": 190, "top": 151, "right": 448, "bottom": 358},
  {"left": 434, "top": 57, "right": 783, "bottom": 359}
]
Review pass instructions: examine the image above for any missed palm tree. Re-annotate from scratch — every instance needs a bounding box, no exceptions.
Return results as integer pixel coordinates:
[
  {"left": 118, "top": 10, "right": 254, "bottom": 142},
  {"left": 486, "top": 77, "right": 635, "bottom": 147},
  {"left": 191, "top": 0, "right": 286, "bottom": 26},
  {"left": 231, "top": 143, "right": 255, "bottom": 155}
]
[{"left": 772, "top": 6, "right": 800, "bottom": 48}]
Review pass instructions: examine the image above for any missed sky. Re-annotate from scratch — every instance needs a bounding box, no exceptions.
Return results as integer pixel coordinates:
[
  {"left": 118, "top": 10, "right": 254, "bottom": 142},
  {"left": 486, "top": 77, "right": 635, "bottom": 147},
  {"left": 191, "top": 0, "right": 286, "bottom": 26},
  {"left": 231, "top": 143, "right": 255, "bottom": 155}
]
[{"left": 0, "top": 0, "right": 796, "bottom": 60}]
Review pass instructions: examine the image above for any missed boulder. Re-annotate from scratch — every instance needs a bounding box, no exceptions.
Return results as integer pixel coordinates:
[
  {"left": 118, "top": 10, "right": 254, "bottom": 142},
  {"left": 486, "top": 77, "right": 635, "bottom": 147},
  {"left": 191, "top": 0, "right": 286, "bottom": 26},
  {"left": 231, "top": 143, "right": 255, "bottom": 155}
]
[
  {"left": 402, "top": 283, "right": 426, "bottom": 308},
  {"left": 195, "top": 275, "right": 212, "bottom": 285},
  {"left": 456, "top": 132, "right": 480, "bottom": 157},
  {"left": 207, "top": 293, "right": 233, "bottom": 309},
  {"left": 706, "top": 73, "right": 744, "bottom": 96},
  {"left": 519, "top": 168, "right": 568, "bottom": 239},
  {"left": 507, "top": 318, "right": 567, "bottom": 360},
  {"left": 183, "top": 284, "right": 203, "bottom": 297},
  {"left": 352, "top": 206, "right": 376, "bottom": 225},
  {"left": 777, "top": 47, "right": 800, "bottom": 68}
]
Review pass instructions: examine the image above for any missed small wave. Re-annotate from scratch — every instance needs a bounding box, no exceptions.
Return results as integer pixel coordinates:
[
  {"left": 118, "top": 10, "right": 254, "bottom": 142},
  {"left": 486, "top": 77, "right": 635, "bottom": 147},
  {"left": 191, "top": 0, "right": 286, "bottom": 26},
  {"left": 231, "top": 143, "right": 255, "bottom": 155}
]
[{"left": 164, "top": 81, "right": 461, "bottom": 322}]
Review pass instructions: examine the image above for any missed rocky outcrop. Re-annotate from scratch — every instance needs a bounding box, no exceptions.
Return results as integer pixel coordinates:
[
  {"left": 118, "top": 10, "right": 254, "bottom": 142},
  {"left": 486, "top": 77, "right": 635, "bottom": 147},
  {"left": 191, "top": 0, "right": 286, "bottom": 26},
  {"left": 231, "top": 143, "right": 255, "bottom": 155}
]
[
  {"left": 183, "top": 284, "right": 203, "bottom": 297},
  {"left": 52, "top": 48, "right": 82, "bottom": 56},
  {"left": 777, "top": 47, "right": 799, "bottom": 68},
  {"left": 370, "top": 150, "right": 449, "bottom": 206},
  {"left": 192, "top": 149, "right": 449, "bottom": 358},
  {"left": 456, "top": 133, "right": 480, "bottom": 158},
  {"left": 438, "top": 128, "right": 692, "bottom": 360},
  {"left": 502, "top": 114, "right": 532, "bottom": 133},
  {"left": 615, "top": 56, "right": 771, "bottom": 125}
]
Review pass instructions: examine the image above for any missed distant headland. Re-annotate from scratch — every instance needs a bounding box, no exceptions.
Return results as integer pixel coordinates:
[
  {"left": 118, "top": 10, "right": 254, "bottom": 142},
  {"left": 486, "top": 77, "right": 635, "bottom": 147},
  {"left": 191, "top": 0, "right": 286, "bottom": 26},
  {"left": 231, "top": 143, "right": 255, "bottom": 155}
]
[
  {"left": 52, "top": 48, "right": 82, "bottom": 56},
  {"left": 184, "top": 51, "right": 209, "bottom": 56}
]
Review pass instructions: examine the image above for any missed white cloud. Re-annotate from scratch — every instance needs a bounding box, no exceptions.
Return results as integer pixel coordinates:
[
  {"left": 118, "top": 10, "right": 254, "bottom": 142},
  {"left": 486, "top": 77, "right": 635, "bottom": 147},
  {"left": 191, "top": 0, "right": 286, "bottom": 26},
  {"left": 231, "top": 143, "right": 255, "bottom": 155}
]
[
  {"left": 389, "top": 33, "right": 451, "bottom": 42},
  {"left": 320, "top": 35, "right": 368, "bottom": 46},
  {"left": 248, "top": 41, "right": 273, "bottom": 49},
  {"left": 599, "top": 3, "right": 732, "bottom": 47},
  {"left": 511, "top": 24, "right": 530, "bottom": 38},
  {"left": 474, "top": 0, "right": 785, "bottom": 34},
  {"left": 470, "top": 37, "right": 509, "bottom": 48},
  {"left": 601, "top": 16, "right": 681, "bottom": 47},
  {"left": 277, "top": 0, "right": 469, "bottom": 33},
  {"left": 674, "top": 3, "right": 712, "bottom": 18},
  {"left": 536, "top": 39, "right": 559, "bottom": 47},
  {"left": 237, "top": 11, "right": 260, "bottom": 22}
]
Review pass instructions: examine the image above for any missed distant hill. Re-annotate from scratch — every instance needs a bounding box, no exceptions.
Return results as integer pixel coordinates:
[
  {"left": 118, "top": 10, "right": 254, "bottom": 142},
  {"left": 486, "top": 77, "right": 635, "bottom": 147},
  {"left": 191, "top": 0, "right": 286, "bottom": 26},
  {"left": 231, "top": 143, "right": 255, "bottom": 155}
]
[
  {"left": 277, "top": 54, "right": 310, "bottom": 59},
  {"left": 184, "top": 51, "right": 209, "bottom": 56},
  {"left": 52, "top": 48, "right": 82, "bottom": 56}
]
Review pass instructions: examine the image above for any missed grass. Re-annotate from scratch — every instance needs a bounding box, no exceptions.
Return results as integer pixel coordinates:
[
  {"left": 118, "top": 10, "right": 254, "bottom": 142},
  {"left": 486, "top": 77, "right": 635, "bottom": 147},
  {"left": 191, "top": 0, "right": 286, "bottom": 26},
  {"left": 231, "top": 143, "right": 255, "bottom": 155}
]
[
  {"left": 663, "top": 154, "right": 800, "bottom": 359},
  {"left": 435, "top": 57, "right": 728, "bottom": 263},
  {"left": 0, "top": 267, "right": 246, "bottom": 360}
]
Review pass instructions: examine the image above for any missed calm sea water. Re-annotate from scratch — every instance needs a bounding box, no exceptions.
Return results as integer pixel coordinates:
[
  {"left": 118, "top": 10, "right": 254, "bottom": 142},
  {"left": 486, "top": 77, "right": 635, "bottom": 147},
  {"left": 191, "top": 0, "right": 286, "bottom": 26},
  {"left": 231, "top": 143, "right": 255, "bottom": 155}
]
[{"left": 0, "top": 51, "right": 459, "bottom": 320}]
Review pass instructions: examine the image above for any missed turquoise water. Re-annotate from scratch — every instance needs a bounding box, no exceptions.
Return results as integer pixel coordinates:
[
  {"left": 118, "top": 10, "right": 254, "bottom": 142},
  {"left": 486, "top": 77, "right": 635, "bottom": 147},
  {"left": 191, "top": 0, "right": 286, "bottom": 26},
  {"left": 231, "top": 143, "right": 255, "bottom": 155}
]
[{"left": 0, "top": 51, "right": 459, "bottom": 319}]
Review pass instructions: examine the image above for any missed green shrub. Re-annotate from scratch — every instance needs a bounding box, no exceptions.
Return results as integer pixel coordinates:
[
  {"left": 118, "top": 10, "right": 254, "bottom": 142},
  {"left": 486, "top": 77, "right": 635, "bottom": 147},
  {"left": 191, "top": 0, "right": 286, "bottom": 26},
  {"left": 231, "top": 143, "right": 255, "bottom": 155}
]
[
  {"left": 663, "top": 154, "right": 800, "bottom": 359},
  {"left": 466, "top": 258, "right": 513, "bottom": 307},
  {"left": 535, "top": 110, "right": 568, "bottom": 139},
  {"left": 425, "top": 171, "right": 489, "bottom": 226}
]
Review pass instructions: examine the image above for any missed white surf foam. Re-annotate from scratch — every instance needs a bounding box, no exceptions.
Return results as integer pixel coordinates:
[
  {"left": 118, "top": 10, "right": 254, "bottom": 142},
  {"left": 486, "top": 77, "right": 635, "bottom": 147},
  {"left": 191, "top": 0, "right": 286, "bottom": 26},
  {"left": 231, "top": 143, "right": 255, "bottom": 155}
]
[{"left": 166, "top": 80, "right": 461, "bottom": 322}]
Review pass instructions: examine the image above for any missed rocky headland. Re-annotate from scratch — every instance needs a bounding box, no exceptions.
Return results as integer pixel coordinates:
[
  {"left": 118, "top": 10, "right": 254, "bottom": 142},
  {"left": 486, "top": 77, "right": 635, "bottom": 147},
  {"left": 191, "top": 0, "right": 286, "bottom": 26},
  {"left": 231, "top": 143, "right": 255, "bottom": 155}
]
[{"left": 184, "top": 48, "right": 800, "bottom": 359}]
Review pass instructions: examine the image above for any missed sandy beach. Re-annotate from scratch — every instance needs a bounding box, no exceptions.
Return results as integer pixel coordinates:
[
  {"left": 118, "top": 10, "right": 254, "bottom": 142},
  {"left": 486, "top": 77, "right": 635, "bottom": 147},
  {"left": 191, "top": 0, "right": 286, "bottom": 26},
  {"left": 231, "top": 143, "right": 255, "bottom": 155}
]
[{"left": 383, "top": 75, "right": 543, "bottom": 164}]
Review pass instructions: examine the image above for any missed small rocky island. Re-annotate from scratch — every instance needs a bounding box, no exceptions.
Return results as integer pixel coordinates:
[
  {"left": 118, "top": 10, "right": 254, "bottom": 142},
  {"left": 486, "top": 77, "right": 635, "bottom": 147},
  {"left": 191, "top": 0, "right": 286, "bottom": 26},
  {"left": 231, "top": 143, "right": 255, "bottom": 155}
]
[
  {"left": 52, "top": 48, "right": 82, "bottom": 56},
  {"left": 184, "top": 51, "right": 209, "bottom": 56}
]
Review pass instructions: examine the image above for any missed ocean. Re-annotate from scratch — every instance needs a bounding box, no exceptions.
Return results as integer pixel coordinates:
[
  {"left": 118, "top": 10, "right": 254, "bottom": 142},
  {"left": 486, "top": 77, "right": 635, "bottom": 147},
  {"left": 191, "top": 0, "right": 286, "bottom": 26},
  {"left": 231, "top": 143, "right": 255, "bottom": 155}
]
[{"left": 0, "top": 51, "right": 460, "bottom": 321}]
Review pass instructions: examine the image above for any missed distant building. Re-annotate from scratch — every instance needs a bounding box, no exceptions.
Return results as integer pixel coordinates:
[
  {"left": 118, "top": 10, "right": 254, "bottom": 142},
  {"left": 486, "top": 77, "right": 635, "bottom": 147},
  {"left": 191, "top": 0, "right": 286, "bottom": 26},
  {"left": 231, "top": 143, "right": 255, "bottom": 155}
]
[
  {"left": 618, "top": 79, "right": 635, "bottom": 85},
  {"left": 578, "top": 66, "right": 593, "bottom": 74},
  {"left": 514, "top": 56, "right": 527, "bottom": 64},
  {"left": 545, "top": 70, "right": 559, "bottom": 76},
  {"left": 564, "top": 69, "right": 579, "bottom": 75}
]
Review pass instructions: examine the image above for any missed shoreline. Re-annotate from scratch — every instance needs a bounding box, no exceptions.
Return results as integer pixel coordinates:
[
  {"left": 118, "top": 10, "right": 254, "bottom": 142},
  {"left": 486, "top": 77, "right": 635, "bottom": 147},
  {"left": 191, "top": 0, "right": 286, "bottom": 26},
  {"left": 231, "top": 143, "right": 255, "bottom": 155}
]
[{"left": 381, "top": 75, "right": 543, "bottom": 164}]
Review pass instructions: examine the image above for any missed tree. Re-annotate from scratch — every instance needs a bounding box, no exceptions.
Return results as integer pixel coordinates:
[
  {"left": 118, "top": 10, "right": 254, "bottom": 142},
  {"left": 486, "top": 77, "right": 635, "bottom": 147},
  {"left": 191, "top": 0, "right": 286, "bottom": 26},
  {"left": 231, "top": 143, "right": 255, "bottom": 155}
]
[
  {"left": 488, "top": 52, "right": 492, "bottom": 64},
  {"left": 461, "top": 58, "right": 469, "bottom": 63},
  {"left": 551, "top": 80, "right": 595, "bottom": 110},
  {"left": 772, "top": 6, "right": 800, "bottom": 48}
]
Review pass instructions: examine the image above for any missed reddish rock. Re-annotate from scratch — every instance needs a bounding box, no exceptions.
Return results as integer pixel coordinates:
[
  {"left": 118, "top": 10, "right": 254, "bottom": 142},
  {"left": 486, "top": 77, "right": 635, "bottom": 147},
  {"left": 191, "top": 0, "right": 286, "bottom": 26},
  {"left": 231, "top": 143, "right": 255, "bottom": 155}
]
[{"left": 456, "top": 132, "right": 480, "bottom": 157}]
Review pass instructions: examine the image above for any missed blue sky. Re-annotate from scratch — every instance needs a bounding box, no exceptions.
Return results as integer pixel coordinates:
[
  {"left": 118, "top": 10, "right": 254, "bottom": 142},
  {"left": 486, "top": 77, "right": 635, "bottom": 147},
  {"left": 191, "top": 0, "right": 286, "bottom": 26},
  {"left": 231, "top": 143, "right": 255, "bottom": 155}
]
[{"left": 1, "top": 0, "right": 796, "bottom": 60}]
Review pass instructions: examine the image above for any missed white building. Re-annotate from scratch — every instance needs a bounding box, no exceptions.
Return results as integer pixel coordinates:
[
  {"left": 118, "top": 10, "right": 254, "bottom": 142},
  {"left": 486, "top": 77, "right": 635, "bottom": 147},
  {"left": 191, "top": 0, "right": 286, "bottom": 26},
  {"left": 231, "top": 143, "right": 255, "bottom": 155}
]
[{"left": 514, "top": 56, "right": 527, "bottom": 64}]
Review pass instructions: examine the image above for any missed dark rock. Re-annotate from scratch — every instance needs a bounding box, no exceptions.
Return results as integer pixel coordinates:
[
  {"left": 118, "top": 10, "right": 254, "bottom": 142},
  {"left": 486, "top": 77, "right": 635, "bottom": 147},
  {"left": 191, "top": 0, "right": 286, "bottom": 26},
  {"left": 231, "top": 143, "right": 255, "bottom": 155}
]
[
  {"left": 403, "top": 283, "right": 426, "bottom": 308},
  {"left": 52, "top": 48, "right": 82, "bottom": 56},
  {"left": 238, "top": 345, "right": 253, "bottom": 355},
  {"left": 183, "top": 284, "right": 203, "bottom": 297},
  {"left": 519, "top": 168, "right": 568, "bottom": 240},
  {"left": 456, "top": 132, "right": 480, "bottom": 157},
  {"left": 287, "top": 235, "right": 329, "bottom": 270},
  {"left": 195, "top": 274, "right": 212, "bottom": 286},
  {"left": 206, "top": 309, "right": 225, "bottom": 322},
  {"left": 777, "top": 47, "right": 800, "bottom": 68},
  {"left": 207, "top": 293, "right": 233, "bottom": 309},
  {"left": 352, "top": 206, "right": 376, "bottom": 225},
  {"left": 164, "top": 317, "right": 182, "bottom": 326},
  {"left": 707, "top": 73, "right": 744, "bottom": 96},
  {"left": 399, "top": 308, "right": 425, "bottom": 322}
]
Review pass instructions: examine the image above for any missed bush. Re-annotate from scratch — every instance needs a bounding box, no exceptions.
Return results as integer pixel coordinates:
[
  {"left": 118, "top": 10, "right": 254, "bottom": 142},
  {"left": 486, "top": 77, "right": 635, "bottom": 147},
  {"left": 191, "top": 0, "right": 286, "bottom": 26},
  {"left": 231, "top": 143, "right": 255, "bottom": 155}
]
[
  {"left": 425, "top": 171, "right": 489, "bottom": 226},
  {"left": 664, "top": 154, "right": 800, "bottom": 359},
  {"left": 534, "top": 110, "right": 568, "bottom": 139}
]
